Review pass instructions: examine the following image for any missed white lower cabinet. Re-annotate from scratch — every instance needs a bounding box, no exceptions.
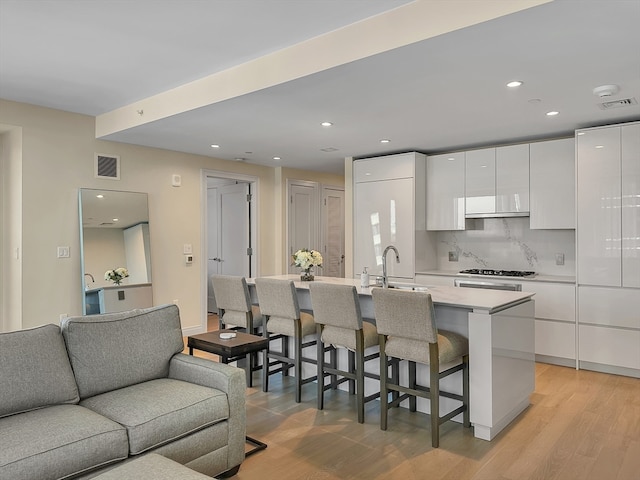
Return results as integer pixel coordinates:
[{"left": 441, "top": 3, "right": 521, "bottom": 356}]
[
  {"left": 578, "top": 286, "right": 640, "bottom": 377},
  {"left": 520, "top": 280, "right": 576, "bottom": 366},
  {"left": 416, "top": 275, "right": 577, "bottom": 366}
]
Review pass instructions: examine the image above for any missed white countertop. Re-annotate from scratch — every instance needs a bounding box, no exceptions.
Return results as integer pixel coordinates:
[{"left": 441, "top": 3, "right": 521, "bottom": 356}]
[
  {"left": 85, "top": 283, "right": 152, "bottom": 293},
  {"left": 248, "top": 275, "right": 534, "bottom": 313},
  {"left": 416, "top": 270, "right": 576, "bottom": 284}
]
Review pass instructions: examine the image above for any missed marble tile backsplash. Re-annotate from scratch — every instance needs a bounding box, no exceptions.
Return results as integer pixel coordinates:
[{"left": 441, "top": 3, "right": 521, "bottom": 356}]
[{"left": 432, "top": 217, "right": 576, "bottom": 276}]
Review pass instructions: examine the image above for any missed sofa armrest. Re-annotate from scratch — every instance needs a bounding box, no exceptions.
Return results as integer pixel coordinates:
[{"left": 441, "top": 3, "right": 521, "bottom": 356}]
[
  {"left": 168, "top": 353, "right": 246, "bottom": 469},
  {"left": 169, "top": 353, "right": 246, "bottom": 394}
]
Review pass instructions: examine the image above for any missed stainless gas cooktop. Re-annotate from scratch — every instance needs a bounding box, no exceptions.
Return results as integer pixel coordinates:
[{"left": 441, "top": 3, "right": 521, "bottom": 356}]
[{"left": 458, "top": 269, "right": 536, "bottom": 278}]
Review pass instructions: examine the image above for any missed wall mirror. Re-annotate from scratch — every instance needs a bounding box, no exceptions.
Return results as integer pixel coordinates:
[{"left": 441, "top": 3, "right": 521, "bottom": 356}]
[{"left": 79, "top": 188, "right": 153, "bottom": 315}]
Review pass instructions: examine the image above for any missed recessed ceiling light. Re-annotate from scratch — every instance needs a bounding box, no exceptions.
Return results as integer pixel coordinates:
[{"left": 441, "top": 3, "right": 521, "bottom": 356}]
[
  {"left": 273, "top": 156, "right": 281, "bottom": 160},
  {"left": 210, "top": 144, "right": 220, "bottom": 148},
  {"left": 234, "top": 158, "right": 245, "bottom": 162},
  {"left": 546, "top": 111, "right": 559, "bottom": 116},
  {"left": 96, "top": 194, "right": 104, "bottom": 198},
  {"left": 321, "top": 122, "right": 333, "bottom": 127},
  {"left": 380, "top": 139, "right": 390, "bottom": 144},
  {"left": 112, "top": 218, "right": 119, "bottom": 222},
  {"left": 577, "top": 132, "right": 585, "bottom": 136},
  {"left": 595, "top": 145, "right": 604, "bottom": 149},
  {"left": 507, "top": 80, "right": 523, "bottom": 88},
  {"left": 528, "top": 98, "right": 541, "bottom": 104}
]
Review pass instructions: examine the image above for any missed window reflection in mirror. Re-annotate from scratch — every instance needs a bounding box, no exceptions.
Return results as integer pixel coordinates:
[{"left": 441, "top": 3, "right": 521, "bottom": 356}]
[{"left": 79, "top": 189, "right": 152, "bottom": 314}]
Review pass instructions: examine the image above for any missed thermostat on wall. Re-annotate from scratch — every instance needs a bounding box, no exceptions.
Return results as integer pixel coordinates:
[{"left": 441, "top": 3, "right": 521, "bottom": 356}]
[{"left": 185, "top": 254, "right": 193, "bottom": 264}]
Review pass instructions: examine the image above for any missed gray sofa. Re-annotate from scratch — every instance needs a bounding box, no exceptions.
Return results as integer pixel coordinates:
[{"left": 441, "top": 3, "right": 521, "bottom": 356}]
[{"left": 0, "top": 304, "right": 246, "bottom": 479}]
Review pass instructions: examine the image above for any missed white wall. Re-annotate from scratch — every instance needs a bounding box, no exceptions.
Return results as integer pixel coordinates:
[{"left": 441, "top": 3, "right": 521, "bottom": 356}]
[{"left": 0, "top": 99, "right": 280, "bottom": 330}]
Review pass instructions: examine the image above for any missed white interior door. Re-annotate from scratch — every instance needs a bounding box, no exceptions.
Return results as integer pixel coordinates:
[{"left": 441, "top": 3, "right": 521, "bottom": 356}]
[
  {"left": 322, "top": 187, "right": 345, "bottom": 277},
  {"left": 207, "top": 182, "right": 251, "bottom": 313},
  {"left": 287, "top": 182, "right": 319, "bottom": 274},
  {"left": 207, "top": 187, "right": 219, "bottom": 312},
  {"left": 218, "top": 183, "right": 250, "bottom": 276}
]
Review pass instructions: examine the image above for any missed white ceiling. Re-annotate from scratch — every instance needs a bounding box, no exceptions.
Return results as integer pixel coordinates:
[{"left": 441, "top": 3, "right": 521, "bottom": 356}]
[{"left": 1, "top": 0, "right": 639, "bottom": 175}]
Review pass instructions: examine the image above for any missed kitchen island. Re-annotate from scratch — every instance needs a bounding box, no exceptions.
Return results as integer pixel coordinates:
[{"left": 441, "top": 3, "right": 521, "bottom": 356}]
[{"left": 247, "top": 275, "right": 535, "bottom": 441}]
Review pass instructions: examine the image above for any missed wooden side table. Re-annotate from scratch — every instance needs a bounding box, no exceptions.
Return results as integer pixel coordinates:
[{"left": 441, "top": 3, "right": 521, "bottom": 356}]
[{"left": 187, "top": 330, "right": 268, "bottom": 457}]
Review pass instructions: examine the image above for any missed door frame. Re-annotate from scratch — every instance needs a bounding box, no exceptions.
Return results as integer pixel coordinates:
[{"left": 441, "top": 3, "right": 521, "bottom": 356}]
[{"left": 199, "top": 169, "right": 259, "bottom": 334}]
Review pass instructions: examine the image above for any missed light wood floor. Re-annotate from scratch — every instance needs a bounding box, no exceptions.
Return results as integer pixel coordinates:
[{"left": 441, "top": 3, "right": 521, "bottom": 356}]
[{"left": 188, "top": 316, "right": 640, "bottom": 480}]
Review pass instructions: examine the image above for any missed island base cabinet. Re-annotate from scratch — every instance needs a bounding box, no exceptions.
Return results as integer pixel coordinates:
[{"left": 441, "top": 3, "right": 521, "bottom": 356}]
[{"left": 469, "top": 300, "right": 535, "bottom": 440}]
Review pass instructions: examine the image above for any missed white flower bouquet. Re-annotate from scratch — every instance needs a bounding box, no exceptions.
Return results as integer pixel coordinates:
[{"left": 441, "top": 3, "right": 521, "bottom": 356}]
[
  {"left": 292, "top": 249, "right": 323, "bottom": 281},
  {"left": 105, "top": 267, "right": 129, "bottom": 285}
]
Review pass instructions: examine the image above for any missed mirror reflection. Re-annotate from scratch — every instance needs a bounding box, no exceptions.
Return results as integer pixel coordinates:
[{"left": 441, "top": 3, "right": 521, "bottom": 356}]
[{"left": 79, "top": 189, "right": 153, "bottom": 314}]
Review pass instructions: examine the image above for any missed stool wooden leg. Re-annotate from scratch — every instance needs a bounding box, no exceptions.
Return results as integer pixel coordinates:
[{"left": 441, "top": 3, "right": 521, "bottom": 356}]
[
  {"left": 379, "top": 335, "right": 389, "bottom": 431},
  {"left": 429, "top": 344, "right": 440, "bottom": 448},
  {"left": 317, "top": 325, "right": 324, "bottom": 410},
  {"left": 356, "top": 332, "right": 365, "bottom": 424},
  {"left": 409, "top": 361, "right": 417, "bottom": 412}
]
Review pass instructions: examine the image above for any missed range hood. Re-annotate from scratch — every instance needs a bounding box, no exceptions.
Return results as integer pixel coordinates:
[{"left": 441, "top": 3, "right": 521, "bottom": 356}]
[{"left": 465, "top": 211, "right": 529, "bottom": 219}]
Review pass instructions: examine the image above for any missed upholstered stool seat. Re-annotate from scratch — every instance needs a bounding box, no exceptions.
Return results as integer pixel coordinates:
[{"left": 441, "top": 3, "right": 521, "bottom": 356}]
[
  {"left": 372, "top": 288, "right": 470, "bottom": 447},
  {"left": 211, "top": 275, "right": 263, "bottom": 387},
  {"left": 255, "top": 278, "right": 318, "bottom": 403},
  {"left": 309, "top": 282, "right": 381, "bottom": 423}
]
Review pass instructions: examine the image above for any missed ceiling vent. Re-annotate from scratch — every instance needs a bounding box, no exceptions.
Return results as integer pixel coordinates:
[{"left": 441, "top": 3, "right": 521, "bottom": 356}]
[
  {"left": 95, "top": 153, "right": 120, "bottom": 180},
  {"left": 598, "top": 97, "right": 638, "bottom": 110}
]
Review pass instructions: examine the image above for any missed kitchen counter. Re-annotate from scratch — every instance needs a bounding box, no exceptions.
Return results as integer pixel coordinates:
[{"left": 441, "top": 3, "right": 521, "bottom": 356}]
[
  {"left": 248, "top": 274, "right": 535, "bottom": 441},
  {"left": 417, "top": 269, "right": 576, "bottom": 284},
  {"left": 249, "top": 275, "right": 533, "bottom": 314}
]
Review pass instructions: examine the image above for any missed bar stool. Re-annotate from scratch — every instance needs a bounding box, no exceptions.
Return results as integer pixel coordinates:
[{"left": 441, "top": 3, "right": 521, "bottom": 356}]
[
  {"left": 255, "top": 278, "right": 317, "bottom": 403},
  {"left": 372, "top": 288, "right": 470, "bottom": 448},
  {"left": 210, "top": 275, "right": 263, "bottom": 387},
  {"left": 309, "top": 282, "right": 380, "bottom": 423}
]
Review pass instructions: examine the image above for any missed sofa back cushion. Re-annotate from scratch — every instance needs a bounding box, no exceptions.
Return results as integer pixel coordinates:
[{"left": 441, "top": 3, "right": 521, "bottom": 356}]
[
  {"left": 0, "top": 324, "right": 80, "bottom": 418},
  {"left": 61, "top": 304, "right": 185, "bottom": 399}
]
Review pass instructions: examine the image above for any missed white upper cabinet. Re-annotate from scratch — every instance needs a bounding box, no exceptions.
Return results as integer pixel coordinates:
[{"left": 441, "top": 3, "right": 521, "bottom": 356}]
[
  {"left": 577, "top": 125, "right": 622, "bottom": 287},
  {"left": 465, "top": 145, "right": 529, "bottom": 217},
  {"left": 622, "top": 123, "right": 640, "bottom": 288},
  {"left": 426, "top": 152, "right": 465, "bottom": 230},
  {"left": 465, "top": 148, "right": 496, "bottom": 216},
  {"left": 353, "top": 152, "right": 427, "bottom": 280},
  {"left": 529, "top": 138, "right": 575, "bottom": 229},
  {"left": 496, "top": 143, "right": 530, "bottom": 214}
]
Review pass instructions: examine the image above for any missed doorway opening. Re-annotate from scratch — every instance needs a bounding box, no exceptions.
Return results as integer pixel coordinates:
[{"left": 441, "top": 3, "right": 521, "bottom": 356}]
[{"left": 200, "top": 169, "right": 259, "bottom": 332}]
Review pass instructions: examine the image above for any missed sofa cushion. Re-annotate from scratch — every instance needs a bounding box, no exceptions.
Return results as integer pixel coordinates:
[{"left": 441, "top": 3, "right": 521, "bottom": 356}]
[
  {"left": 90, "top": 453, "right": 213, "bottom": 480},
  {"left": 61, "top": 304, "right": 184, "bottom": 399},
  {"left": 80, "top": 378, "right": 229, "bottom": 455},
  {"left": 0, "top": 404, "right": 128, "bottom": 480},
  {"left": 0, "top": 324, "right": 79, "bottom": 418}
]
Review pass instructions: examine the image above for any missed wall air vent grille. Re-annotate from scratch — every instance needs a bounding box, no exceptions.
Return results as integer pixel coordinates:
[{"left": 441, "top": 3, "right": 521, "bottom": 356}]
[
  {"left": 95, "top": 153, "right": 120, "bottom": 180},
  {"left": 598, "top": 97, "right": 637, "bottom": 110}
]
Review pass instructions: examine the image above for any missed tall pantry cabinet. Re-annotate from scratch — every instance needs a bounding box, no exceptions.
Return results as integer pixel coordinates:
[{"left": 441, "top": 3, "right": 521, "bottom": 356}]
[
  {"left": 576, "top": 121, "right": 640, "bottom": 377},
  {"left": 353, "top": 152, "right": 435, "bottom": 281}
]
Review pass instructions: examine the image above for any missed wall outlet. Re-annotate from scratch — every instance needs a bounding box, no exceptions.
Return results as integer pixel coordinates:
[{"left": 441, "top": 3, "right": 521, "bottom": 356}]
[
  {"left": 555, "top": 253, "right": 565, "bottom": 266},
  {"left": 448, "top": 251, "right": 459, "bottom": 262}
]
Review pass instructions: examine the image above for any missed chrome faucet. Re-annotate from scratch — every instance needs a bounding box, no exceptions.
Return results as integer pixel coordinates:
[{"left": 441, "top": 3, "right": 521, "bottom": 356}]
[
  {"left": 381, "top": 245, "right": 400, "bottom": 288},
  {"left": 84, "top": 273, "right": 95, "bottom": 290}
]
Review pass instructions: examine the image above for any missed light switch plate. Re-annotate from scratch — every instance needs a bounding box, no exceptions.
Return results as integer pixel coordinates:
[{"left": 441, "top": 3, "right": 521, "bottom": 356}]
[
  {"left": 57, "top": 246, "right": 70, "bottom": 258},
  {"left": 183, "top": 244, "right": 192, "bottom": 254},
  {"left": 555, "top": 253, "right": 565, "bottom": 266},
  {"left": 448, "top": 251, "right": 459, "bottom": 262}
]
